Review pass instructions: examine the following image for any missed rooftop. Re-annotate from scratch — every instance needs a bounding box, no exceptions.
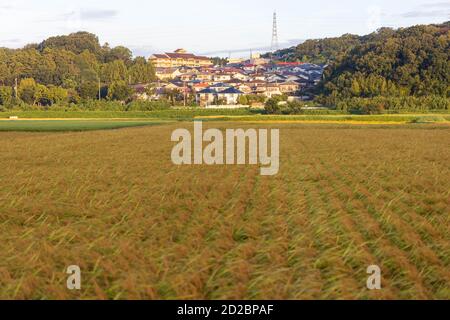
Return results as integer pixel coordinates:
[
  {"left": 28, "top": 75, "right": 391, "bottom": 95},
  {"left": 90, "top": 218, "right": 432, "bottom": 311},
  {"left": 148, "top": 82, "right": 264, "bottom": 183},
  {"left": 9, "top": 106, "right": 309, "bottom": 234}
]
[
  {"left": 218, "top": 87, "right": 244, "bottom": 94},
  {"left": 151, "top": 50, "right": 211, "bottom": 61},
  {"left": 198, "top": 88, "right": 216, "bottom": 94}
]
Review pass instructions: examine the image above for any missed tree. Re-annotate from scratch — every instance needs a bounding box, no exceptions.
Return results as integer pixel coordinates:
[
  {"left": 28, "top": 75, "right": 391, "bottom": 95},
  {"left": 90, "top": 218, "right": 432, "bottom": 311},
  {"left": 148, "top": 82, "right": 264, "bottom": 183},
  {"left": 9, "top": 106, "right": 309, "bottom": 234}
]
[
  {"left": 268, "top": 33, "right": 362, "bottom": 64},
  {"left": 77, "top": 50, "right": 99, "bottom": 83},
  {"left": 320, "top": 22, "right": 450, "bottom": 98},
  {"left": 45, "top": 48, "right": 79, "bottom": 86},
  {"left": 34, "top": 51, "right": 57, "bottom": 84},
  {"left": 211, "top": 57, "right": 229, "bottom": 66},
  {"left": 128, "top": 57, "right": 156, "bottom": 84},
  {"left": 264, "top": 95, "right": 288, "bottom": 114},
  {"left": 78, "top": 81, "right": 99, "bottom": 100},
  {"left": 0, "top": 61, "right": 11, "bottom": 85},
  {"left": 38, "top": 32, "right": 103, "bottom": 56},
  {"left": 238, "top": 95, "right": 248, "bottom": 105},
  {"left": 48, "top": 85, "right": 69, "bottom": 104},
  {"left": 34, "top": 84, "right": 52, "bottom": 106},
  {"left": 0, "top": 32, "right": 157, "bottom": 103},
  {"left": 350, "top": 79, "right": 361, "bottom": 96},
  {"left": 0, "top": 86, "right": 13, "bottom": 107},
  {"left": 104, "top": 46, "right": 133, "bottom": 65},
  {"left": 101, "top": 60, "right": 127, "bottom": 84},
  {"left": 107, "top": 81, "right": 132, "bottom": 101},
  {"left": 18, "top": 78, "right": 37, "bottom": 104}
]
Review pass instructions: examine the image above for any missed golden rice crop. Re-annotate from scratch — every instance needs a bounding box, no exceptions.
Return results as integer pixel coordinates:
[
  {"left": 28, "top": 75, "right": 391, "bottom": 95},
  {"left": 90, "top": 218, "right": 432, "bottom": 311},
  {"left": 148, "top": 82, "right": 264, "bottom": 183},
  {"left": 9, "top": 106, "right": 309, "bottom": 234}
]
[{"left": 0, "top": 123, "right": 448, "bottom": 299}]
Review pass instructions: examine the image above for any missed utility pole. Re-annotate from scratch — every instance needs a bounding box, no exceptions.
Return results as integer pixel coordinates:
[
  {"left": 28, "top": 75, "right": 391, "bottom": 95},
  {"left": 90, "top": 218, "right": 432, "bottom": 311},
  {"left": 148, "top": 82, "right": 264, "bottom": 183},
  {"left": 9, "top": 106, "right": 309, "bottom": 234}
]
[
  {"left": 98, "top": 75, "right": 101, "bottom": 101},
  {"left": 183, "top": 81, "right": 187, "bottom": 107},
  {"left": 14, "top": 78, "right": 18, "bottom": 99}
]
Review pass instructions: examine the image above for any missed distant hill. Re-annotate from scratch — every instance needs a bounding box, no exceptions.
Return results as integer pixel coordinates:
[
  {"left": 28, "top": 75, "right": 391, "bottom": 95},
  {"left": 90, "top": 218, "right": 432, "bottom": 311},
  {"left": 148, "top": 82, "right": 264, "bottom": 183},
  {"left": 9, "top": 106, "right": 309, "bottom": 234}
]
[
  {"left": 270, "top": 34, "right": 362, "bottom": 65},
  {"left": 37, "top": 32, "right": 104, "bottom": 56},
  {"left": 0, "top": 32, "right": 156, "bottom": 105},
  {"left": 0, "top": 32, "right": 155, "bottom": 89},
  {"left": 271, "top": 22, "right": 450, "bottom": 97}
]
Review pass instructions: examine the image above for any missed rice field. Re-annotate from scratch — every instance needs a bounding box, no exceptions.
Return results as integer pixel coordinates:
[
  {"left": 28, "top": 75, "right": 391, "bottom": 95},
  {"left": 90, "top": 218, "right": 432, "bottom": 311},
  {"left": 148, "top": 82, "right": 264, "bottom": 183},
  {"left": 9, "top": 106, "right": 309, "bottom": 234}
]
[
  {"left": 0, "top": 120, "right": 164, "bottom": 132},
  {"left": 0, "top": 122, "right": 449, "bottom": 300}
]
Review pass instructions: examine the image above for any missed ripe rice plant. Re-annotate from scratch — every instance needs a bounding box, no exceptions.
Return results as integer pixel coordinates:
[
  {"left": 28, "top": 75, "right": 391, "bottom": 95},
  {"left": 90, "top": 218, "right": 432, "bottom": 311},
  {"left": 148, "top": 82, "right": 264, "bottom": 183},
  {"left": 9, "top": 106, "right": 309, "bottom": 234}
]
[{"left": 0, "top": 122, "right": 448, "bottom": 299}]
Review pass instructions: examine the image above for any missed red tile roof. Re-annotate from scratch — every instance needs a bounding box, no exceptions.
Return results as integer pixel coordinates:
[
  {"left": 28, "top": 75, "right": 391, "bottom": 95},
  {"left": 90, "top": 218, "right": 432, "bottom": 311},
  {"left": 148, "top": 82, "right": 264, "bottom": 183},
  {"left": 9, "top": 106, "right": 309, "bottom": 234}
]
[
  {"left": 165, "top": 53, "right": 211, "bottom": 61},
  {"left": 275, "top": 62, "right": 305, "bottom": 66},
  {"left": 152, "top": 54, "right": 170, "bottom": 59},
  {"left": 194, "top": 83, "right": 209, "bottom": 88}
]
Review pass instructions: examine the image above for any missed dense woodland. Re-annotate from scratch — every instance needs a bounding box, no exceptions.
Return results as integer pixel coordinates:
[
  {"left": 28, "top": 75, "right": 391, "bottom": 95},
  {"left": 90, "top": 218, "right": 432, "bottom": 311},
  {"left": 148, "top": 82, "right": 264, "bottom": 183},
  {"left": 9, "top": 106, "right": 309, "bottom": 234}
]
[
  {"left": 272, "top": 34, "right": 362, "bottom": 65},
  {"left": 271, "top": 22, "right": 450, "bottom": 113},
  {"left": 0, "top": 32, "right": 155, "bottom": 108}
]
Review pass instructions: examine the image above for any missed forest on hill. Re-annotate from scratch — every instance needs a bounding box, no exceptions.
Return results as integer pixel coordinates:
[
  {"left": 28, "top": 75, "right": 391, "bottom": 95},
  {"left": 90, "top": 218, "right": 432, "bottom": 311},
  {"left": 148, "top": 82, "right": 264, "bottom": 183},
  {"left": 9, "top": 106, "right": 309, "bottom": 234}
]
[
  {"left": 274, "top": 22, "right": 449, "bottom": 99},
  {"left": 267, "top": 22, "right": 450, "bottom": 113},
  {"left": 0, "top": 32, "right": 155, "bottom": 106}
]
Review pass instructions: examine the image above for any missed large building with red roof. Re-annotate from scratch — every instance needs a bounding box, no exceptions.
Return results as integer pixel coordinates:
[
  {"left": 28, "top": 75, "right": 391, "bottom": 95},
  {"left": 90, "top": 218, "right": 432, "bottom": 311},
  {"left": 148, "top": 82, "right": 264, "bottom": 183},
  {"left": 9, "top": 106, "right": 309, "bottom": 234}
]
[{"left": 149, "top": 49, "right": 212, "bottom": 68}]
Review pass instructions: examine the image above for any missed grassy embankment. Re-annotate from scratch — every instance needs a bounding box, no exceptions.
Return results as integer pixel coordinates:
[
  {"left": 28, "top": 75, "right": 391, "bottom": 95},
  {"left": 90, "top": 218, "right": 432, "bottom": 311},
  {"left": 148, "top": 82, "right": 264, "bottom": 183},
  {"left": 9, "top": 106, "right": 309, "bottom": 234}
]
[
  {"left": 195, "top": 114, "right": 450, "bottom": 124},
  {"left": 0, "top": 109, "right": 261, "bottom": 120},
  {"left": 0, "top": 109, "right": 449, "bottom": 132}
]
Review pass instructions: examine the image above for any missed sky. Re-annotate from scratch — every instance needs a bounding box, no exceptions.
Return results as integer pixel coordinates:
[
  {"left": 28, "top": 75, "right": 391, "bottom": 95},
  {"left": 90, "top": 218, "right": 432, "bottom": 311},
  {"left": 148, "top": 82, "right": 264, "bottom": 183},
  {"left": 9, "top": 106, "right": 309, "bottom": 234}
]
[{"left": 0, "top": 0, "right": 449, "bottom": 58}]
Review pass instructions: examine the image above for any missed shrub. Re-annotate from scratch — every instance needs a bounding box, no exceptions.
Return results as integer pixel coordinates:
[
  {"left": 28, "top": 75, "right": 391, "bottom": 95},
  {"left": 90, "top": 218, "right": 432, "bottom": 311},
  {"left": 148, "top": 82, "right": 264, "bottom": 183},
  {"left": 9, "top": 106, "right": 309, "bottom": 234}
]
[
  {"left": 410, "top": 116, "right": 446, "bottom": 123},
  {"left": 0, "top": 86, "right": 13, "bottom": 108},
  {"left": 126, "top": 100, "right": 171, "bottom": 111}
]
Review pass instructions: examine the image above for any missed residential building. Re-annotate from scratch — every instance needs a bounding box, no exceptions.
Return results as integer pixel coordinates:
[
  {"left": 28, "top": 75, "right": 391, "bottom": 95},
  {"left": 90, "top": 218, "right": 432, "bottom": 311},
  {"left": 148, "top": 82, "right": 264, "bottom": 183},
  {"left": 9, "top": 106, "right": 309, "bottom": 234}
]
[
  {"left": 196, "top": 88, "right": 217, "bottom": 106},
  {"left": 285, "top": 75, "right": 301, "bottom": 82},
  {"left": 130, "top": 84, "right": 150, "bottom": 101},
  {"left": 243, "top": 64, "right": 257, "bottom": 72},
  {"left": 252, "top": 74, "right": 266, "bottom": 81},
  {"left": 146, "top": 52, "right": 326, "bottom": 105},
  {"left": 217, "top": 87, "right": 244, "bottom": 105},
  {"left": 155, "top": 68, "right": 183, "bottom": 80},
  {"left": 250, "top": 53, "right": 269, "bottom": 66},
  {"left": 237, "top": 84, "right": 252, "bottom": 94},
  {"left": 267, "top": 74, "right": 286, "bottom": 83},
  {"left": 196, "top": 87, "right": 244, "bottom": 106},
  {"left": 164, "top": 82, "right": 184, "bottom": 92},
  {"left": 226, "top": 79, "right": 242, "bottom": 87},
  {"left": 228, "top": 57, "right": 246, "bottom": 64},
  {"left": 258, "top": 83, "right": 282, "bottom": 98},
  {"left": 279, "top": 81, "right": 300, "bottom": 94},
  {"left": 180, "top": 73, "right": 196, "bottom": 81},
  {"left": 247, "top": 80, "right": 266, "bottom": 88},
  {"left": 232, "top": 72, "right": 250, "bottom": 81},
  {"left": 213, "top": 73, "right": 232, "bottom": 82},
  {"left": 209, "top": 83, "right": 231, "bottom": 92},
  {"left": 196, "top": 73, "right": 214, "bottom": 81},
  {"left": 192, "top": 82, "right": 210, "bottom": 93},
  {"left": 150, "top": 49, "right": 213, "bottom": 68}
]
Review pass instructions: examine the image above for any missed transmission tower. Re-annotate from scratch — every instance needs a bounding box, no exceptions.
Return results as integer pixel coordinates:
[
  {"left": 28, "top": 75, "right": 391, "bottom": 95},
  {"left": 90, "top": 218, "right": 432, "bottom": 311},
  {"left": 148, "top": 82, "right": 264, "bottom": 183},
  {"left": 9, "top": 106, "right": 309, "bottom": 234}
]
[{"left": 271, "top": 11, "right": 279, "bottom": 52}]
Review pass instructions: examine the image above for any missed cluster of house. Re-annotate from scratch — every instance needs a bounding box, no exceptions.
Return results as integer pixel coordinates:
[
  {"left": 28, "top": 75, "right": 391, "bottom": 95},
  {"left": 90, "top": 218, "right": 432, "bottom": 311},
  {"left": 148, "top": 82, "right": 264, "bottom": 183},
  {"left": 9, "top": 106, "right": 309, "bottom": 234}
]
[{"left": 134, "top": 49, "right": 325, "bottom": 107}]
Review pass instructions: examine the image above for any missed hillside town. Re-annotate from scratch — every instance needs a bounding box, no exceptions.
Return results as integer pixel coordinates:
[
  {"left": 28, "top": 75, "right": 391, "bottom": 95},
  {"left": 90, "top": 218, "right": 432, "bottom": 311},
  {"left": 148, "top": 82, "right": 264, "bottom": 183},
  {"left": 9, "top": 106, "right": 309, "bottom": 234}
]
[{"left": 133, "top": 49, "right": 326, "bottom": 108}]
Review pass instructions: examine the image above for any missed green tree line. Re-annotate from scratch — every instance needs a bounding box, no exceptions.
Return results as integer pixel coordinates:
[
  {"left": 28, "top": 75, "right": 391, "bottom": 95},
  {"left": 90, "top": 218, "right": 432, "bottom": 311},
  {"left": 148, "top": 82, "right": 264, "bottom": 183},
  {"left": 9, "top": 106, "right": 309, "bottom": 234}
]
[
  {"left": 0, "top": 32, "right": 156, "bottom": 107},
  {"left": 270, "top": 33, "right": 362, "bottom": 64},
  {"left": 321, "top": 23, "right": 450, "bottom": 98},
  {"left": 272, "top": 22, "right": 449, "bottom": 98},
  {"left": 268, "top": 22, "right": 450, "bottom": 113}
]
